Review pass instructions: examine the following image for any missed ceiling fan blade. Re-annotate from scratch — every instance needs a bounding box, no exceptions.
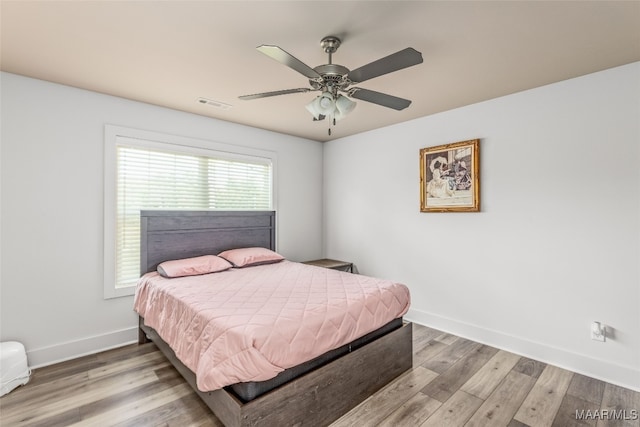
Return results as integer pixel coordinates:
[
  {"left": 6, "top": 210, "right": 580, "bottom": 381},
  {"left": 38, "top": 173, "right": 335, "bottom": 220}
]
[
  {"left": 349, "top": 88, "right": 412, "bottom": 110},
  {"left": 347, "top": 48, "right": 423, "bottom": 83},
  {"left": 239, "top": 88, "right": 312, "bottom": 100},
  {"left": 256, "top": 45, "right": 322, "bottom": 80}
]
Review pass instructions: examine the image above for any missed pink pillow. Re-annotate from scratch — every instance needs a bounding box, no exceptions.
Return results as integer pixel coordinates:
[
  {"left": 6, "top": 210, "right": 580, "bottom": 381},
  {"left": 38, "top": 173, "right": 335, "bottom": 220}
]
[
  {"left": 218, "top": 247, "right": 284, "bottom": 268},
  {"left": 157, "top": 255, "right": 233, "bottom": 278}
]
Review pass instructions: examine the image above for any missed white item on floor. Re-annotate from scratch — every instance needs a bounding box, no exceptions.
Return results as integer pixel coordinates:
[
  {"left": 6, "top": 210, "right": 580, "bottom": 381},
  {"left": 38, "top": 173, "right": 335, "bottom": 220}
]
[{"left": 1, "top": 341, "right": 31, "bottom": 396}]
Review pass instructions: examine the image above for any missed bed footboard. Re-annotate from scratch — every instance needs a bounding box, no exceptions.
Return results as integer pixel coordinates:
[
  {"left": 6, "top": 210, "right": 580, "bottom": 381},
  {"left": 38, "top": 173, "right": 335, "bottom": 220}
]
[{"left": 139, "top": 317, "right": 413, "bottom": 427}]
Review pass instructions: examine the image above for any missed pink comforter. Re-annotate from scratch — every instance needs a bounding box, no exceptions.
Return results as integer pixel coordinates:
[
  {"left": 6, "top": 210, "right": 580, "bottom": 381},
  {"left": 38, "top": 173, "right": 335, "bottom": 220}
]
[{"left": 133, "top": 260, "right": 410, "bottom": 391}]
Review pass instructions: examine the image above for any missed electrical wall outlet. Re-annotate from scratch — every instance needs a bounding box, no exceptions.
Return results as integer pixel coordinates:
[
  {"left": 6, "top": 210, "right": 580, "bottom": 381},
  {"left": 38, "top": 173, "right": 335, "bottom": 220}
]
[{"left": 591, "top": 321, "right": 606, "bottom": 342}]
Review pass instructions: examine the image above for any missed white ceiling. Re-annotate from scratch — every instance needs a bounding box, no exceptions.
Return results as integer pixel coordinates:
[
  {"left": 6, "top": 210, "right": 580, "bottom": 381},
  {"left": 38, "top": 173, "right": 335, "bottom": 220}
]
[{"left": 2, "top": 1, "right": 639, "bottom": 142}]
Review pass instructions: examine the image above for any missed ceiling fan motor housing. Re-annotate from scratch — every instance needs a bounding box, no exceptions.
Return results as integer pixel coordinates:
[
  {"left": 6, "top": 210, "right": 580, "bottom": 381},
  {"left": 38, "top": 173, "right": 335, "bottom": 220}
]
[{"left": 310, "top": 64, "right": 351, "bottom": 94}]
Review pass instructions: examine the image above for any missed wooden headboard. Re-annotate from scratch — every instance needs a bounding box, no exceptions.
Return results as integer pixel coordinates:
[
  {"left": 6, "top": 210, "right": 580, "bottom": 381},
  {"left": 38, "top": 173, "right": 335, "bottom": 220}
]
[{"left": 140, "top": 210, "right": 276, "bottom": 275}]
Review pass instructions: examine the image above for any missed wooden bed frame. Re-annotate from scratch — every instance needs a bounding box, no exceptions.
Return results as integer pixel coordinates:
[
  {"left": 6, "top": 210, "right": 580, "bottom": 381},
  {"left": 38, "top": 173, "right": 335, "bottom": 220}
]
[{"left": 137, "top": 210, "right": 413, "bottom": 427}]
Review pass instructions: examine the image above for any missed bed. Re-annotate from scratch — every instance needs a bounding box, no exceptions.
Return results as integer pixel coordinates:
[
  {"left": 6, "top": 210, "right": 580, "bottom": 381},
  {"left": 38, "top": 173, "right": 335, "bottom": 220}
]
[{"left": 135, "top": 210, "right": 413, "bottom": 426}]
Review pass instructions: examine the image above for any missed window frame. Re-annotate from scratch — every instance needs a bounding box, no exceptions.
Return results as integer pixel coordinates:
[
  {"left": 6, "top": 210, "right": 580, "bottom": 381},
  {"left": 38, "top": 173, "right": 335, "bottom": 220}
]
[{"left": 103, "top": 125, "right": 277, "bottom": 299}]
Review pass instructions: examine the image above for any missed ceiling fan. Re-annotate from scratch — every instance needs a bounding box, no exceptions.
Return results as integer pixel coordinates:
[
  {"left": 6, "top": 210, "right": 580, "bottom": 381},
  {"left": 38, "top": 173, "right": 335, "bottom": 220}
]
[{"left": 239, "top": 36, "right": 423, "bottom": 134}]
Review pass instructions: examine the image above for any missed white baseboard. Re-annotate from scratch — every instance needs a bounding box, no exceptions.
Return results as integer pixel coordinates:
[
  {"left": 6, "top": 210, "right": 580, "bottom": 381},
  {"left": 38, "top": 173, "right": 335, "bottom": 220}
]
[
  {"left": 406, "top": 308, "right": 640, "bottom": 392},
  {"left": 23, "top": 313, "right": 640, "bottom": 393},
  {"left": 26, "top": 327, "right": 139, "bottom": 369}
]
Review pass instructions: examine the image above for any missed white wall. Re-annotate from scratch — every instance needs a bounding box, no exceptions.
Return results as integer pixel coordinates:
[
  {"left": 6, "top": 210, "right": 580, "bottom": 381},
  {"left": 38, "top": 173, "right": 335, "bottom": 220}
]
[
  {"left": 0, "top": 72, "right": 323, "bottom": 367},
  {"left": 324, "top": 62, "right": 640, "bottom": 390}
]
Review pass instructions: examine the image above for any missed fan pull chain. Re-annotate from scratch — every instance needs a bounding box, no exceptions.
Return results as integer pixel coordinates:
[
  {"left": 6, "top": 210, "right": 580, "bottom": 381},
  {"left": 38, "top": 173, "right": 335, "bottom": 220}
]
[{"left": 328, "top": 117, "right": 337, "bottom": 135}]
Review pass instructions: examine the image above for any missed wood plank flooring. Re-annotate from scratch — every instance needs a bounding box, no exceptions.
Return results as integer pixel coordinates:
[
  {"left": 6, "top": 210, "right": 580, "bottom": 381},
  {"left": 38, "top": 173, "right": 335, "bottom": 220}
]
[{"left": 1, "top": 324, "right": 638, "bottom": 426}]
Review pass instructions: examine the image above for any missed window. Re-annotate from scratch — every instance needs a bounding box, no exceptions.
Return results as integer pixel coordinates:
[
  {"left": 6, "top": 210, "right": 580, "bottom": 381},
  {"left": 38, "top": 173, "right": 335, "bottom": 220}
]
[{"left": 104, "top": 126, "right": 275, "bottom": 298}]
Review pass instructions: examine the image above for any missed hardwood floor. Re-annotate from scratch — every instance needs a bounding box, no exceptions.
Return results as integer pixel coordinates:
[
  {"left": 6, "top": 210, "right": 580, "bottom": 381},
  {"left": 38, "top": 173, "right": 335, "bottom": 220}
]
[{"left": 1, "top": 324, "right": 638, "bottom": 426}]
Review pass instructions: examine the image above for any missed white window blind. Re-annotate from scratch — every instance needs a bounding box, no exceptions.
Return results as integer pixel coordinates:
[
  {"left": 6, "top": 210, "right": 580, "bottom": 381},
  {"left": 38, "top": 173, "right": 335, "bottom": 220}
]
[{"left": 115, "top": 143, "right": 272, "bottom": 289}]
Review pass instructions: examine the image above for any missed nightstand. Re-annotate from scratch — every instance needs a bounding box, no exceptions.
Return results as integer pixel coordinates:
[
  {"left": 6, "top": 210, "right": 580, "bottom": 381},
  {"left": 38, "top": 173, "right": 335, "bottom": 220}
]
[{"left": 302, "top": 258, "right": 353, "bottom": 273}]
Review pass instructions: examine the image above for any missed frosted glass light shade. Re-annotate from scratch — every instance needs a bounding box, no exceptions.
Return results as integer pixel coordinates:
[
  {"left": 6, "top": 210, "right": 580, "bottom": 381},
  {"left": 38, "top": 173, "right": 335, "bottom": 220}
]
[
  {"left": 319, "top": 95, "right": 333, "bottom": 109},
  {"left": 306, "top": 93, "right": 334, "bottom": 119},
  {"left": 305, "top": 97, "right": 323, "bottom": 119},
  {"left": 334, "top": 95, "right": 356, "bottom": 121}
]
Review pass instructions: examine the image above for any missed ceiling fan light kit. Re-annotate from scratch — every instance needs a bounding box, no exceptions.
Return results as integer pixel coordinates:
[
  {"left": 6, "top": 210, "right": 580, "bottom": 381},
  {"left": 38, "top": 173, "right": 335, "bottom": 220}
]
[
  {"left": 305, "top": 92, "right": 356, "bottom": 122},
  {"left": 239, "top": 36, "right": 423, "bottom": 136}
]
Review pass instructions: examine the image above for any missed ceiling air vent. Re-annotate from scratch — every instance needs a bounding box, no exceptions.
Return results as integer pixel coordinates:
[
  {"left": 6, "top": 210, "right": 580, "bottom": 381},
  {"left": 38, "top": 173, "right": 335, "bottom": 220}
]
[{"left": 197, "top": 97, "right": 232, "bottom": 111}]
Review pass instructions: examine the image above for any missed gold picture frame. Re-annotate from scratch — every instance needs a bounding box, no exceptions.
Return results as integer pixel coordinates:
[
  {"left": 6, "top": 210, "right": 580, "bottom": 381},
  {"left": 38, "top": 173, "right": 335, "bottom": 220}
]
[{"left": 420, "top": 139, "right": 480, "bottom": 212}]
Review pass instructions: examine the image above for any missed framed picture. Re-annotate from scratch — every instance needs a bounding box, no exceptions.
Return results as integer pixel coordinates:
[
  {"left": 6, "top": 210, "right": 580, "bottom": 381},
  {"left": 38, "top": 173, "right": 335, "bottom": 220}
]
[{"left": 420, "top": 139, "right": 480, "bottom": 212}]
